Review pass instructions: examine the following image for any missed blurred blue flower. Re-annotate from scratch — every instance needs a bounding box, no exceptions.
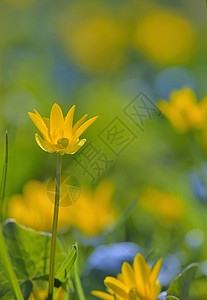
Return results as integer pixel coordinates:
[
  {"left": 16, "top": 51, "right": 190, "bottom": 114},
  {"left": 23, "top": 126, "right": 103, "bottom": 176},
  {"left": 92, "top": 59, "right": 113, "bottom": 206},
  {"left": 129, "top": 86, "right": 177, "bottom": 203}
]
[
  {"left": 158, "top": 292, "right": 167, "bottom": 300},
  {"left": 86, "top": 242, "right": 140, "bottom": 275},
  {"left": 155, "top": 67, "right": 195, "bottom": 100},
  {"left": 191, "top": 167, "right": 207, "bottom": 202},
  {"left": 158, "top": 255, "right": 181, "bottom": 287}
]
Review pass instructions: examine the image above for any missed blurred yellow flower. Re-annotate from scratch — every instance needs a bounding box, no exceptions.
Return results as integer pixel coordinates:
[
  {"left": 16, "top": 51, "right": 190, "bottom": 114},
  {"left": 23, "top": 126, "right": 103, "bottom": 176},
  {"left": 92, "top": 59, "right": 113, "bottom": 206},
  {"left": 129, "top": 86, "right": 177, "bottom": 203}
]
[
  {"left": 29, "top": 287, "right": 65, "bottom": 300},
  {"left": 92, "top": 253, "right": 162, "bottom": 300},
  {"left": 158, "top": 88, "right": 207, "bottom": 132},
  {"left": 8, "top": 179, "right": 115, "bottom": 235},
  {"left": 60, "top": 15, "right": 126, "bottom": 73},
  {"left": 134, "top": 10, "right": 195, "bottom": 65},
  {"left": 8, "top": 180, "right": 71, "bottom": 232},
  {"left": 139, "top": 187, "right": 183, "bottom": 224},
  {"left": 29, "top": 290, "right": 46, "bottom": 300},
  {"left": 67, "top": 180, "right": 116, "bottom": 236},
  {"left": 28, "top": 103, "right": 98, "bottom": 155}
]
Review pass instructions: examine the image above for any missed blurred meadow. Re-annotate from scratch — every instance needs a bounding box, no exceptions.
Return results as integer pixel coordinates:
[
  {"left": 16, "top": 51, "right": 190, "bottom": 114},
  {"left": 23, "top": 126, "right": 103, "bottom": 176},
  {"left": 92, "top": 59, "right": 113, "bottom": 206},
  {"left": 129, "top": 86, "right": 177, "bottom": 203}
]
[{"left": 1, "top": 0, "right": 207, "bottom": 299}]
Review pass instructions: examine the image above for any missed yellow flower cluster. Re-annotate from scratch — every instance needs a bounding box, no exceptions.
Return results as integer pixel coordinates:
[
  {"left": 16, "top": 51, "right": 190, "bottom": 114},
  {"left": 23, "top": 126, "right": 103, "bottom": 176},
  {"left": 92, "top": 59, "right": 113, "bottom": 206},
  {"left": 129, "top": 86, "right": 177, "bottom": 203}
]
[
  {"left": 158, "top": 88, "right": 207, "bottom": 132},
  {"left": 8, "top": 179, "right": 115, "bottom": 235},
  {"left": 28, "top": 103, "right": 98, "bottom": 155},
  {"left": 92, "top": 253, "right": 162, "bottom": 300},
  {"left": 59, "top": 5, "right": 195, "bottom": 72}
]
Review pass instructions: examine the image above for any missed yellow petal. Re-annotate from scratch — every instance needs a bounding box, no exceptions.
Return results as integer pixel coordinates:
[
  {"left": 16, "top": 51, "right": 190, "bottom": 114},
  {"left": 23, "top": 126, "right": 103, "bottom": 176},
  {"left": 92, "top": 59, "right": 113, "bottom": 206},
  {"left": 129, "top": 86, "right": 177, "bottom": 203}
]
[
  {"left": 28, "top": 112, "right": 50, "bottom": 141},
  {"left": 34, "top": 109, "right": 42, "bottom": 118},
  {"left": 35, "top": 134, "right": 54, "bottom": 153},
  {"left": 133, "top": 254, "right": 149, "bottom": 297},
  {"left": 121, "top": 262, "right": 136, "bottom": 290},
  {"left": 153, "top": 280, "right": 161, "bottom": 299},
  {"left": 73, "top": 116, "right": 98, "bottom": 140},
  {"left": 64, "top": 105, "right": 76, "bottom": 139},
  {"left": 64, "top": 139, "right": 86, "bottom": 154},
  {"left": 72, "top": 114, "right": 88, "bottom": 135},
  {"left": 43, "top": 117, "right": 50, "bottom": 129},
  {"left": 117, "top": 273, "right": 125, "bottom": 284},
  {"left": 91, "top": 291, "right": 114, "bottom": 300},
  {"left": 104, "top": 277, "right": 129, "bottom": 298},
  {"left": 150, "top": 258, "right": 162, "bottom": 287},
  {"left": 34, "top": 110, "right": 51, "bottom": 134},
  {"left": 50, "top": 103, "right": 64, "bottom": 143}
]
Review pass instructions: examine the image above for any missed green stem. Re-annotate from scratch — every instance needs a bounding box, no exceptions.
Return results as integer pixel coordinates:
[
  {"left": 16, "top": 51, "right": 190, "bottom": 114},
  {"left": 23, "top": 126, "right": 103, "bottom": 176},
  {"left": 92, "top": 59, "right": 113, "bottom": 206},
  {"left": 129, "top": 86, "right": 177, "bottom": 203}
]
[
  {"left": 0, "top": 131, "right": 22, "bottom": 299},
  {"left": 73, "top": 243, "right": 85, "bottom": 300},
  {"left": 0, "top": 131, "right": 8, "bottom": 222},
  {"left": 0, "top": 224, "right": 24, "bottom": 300},
  {"left": 48, "top": 154, "right": 62, "bottom": 300}
]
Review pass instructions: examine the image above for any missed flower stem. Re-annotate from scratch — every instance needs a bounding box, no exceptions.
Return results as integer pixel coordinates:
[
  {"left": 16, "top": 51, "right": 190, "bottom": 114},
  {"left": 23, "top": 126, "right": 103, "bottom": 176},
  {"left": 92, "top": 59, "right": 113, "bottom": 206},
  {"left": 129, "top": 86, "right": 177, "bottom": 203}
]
[
  {"left": 48, "top": 154, "right": 62, "bottom": 300},
  {"left": 0, "top": 131, "right": 8, "bottom": 222}
]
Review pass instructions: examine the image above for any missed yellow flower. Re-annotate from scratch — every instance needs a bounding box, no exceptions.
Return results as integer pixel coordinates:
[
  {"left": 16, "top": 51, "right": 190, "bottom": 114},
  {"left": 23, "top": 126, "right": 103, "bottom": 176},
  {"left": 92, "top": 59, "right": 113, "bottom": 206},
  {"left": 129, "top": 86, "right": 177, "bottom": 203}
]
[
  {"left": 66, "top": 180, "right": 116, "bottom": 236},
  {"left": 28, "top": 103, "right": 98, "bottom": 155},
  {"left": 8, "top": 180, "right": 72, "bottom": 232},
  {"left": 134, "top": 10, "right": 195, "bottom": 65},
  {"left": 139, "top": 187, "right": 183, "bottom": 224},
  {"left": 92, "top": 253, "right": 162, "bottom": 300},
  {"left": 60, "top": 14, "right": 126, "bottom": 73},
  {"left": 158, "top": 88, "right": 207, "bottom": 132}
]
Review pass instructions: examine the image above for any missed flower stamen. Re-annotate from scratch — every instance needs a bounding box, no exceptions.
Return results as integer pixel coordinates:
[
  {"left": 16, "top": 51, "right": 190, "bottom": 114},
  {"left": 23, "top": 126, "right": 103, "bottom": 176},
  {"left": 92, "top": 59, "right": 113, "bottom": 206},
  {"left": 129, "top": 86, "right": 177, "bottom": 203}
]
[{"left": 57, "top": 138, "right": 69, "bottom": 149}]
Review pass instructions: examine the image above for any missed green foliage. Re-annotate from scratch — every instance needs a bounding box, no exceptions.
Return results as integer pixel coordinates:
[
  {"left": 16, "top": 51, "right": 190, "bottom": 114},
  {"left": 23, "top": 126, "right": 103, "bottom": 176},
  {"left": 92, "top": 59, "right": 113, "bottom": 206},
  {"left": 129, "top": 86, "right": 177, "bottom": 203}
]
[
  {"left": 166, "top": 264, "right": 199, "bottom": 300},
  {"left": 0, "top": 221, "right": 76, "bottom": 299}
]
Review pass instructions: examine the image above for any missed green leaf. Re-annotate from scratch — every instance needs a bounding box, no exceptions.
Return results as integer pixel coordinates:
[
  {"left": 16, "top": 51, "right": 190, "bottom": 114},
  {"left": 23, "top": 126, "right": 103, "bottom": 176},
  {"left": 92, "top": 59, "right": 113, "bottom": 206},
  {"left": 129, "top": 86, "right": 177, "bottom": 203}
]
[
  {"left": 0, "top": 280, "right": 32, "bottom": 300},
  {"left": 73, "top": 243, "right": 85, "bottom": 300},
  {"left": 166, "top": 263, "right": 199, "bottom": 300},
  {"left": 0, "top": 220, "right": 76, "bottom": 298},
  {"left": 0, "top": 224, "right": 24, "bottom": 300},
  {"left": 55, "top": 245, "right": 77, "bottom": 282}
]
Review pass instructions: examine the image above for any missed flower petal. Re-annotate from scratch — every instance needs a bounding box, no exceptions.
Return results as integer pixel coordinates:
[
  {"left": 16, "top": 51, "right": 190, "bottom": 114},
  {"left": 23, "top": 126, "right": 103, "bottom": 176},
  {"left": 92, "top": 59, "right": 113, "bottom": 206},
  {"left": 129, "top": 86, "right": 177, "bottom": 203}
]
[
  {"left": 64, "top": 105, "right": 76, "bottom": 139},
  {"left": 104, "top": 276, "right": 129, "bottom": 298},
  {"left": 121, "top": 262, "right": 136, "bottom": 290},
  {"left": 153, "top": 280, "right": 161, "bottom": 299},
  {"left": 50, "top": 103, "right": 64, "bottom": 143},
  {"left": 133, "top": 254, "right": 150, "bottom": 297},
  {"left": 64, "top": 139, "right": 86, "bottom": 154},
  {"left": 72, "top": 114, "right": 88, "bottom": 135},
  {"left": 35, "top": 134, "right": 54, "bottom": 153},
  {"left": 28, "top": 112, "right": 50, "bottom": 141},
  {"left": 72, "top": 116, "right": 98, "bottom": 141},
  {"left": 91, "top": 291, "right": 114, "bottom": 300},
  {"left": 43, "top": 117, "right": 50, "bottom": 129},
  {"left": 150, "top": 258, "right": 162, "bottom": 287}
]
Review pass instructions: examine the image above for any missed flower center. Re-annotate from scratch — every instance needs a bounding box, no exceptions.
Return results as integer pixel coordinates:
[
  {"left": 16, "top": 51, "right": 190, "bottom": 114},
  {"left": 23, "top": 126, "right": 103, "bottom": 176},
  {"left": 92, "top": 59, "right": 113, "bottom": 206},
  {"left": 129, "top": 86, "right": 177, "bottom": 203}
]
[
  {"left": 128, "top": 289, "right": 140, "bottom": 300},
  {"left": 57, "top": 138, "right": 69, "bottom": 149}
]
